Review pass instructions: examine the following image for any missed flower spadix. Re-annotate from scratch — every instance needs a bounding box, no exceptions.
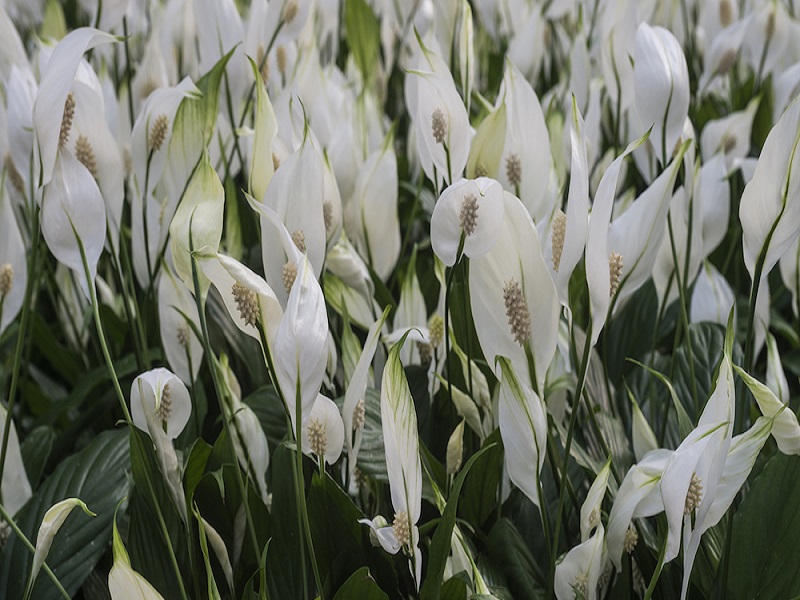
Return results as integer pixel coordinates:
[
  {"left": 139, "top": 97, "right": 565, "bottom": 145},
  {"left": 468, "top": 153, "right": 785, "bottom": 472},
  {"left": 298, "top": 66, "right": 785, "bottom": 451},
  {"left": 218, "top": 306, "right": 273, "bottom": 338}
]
[
  {"left": 302, "top": 393, "right": 345, "bottom": 465},
  {"left": 360, "top": 332, "right": 423, "bottom": 586},
  {"left": 469, "top": 191, "right": 559, "bottom": 394},
  {"left": 430, "top": 177, "right": 505, "bottom": 266},
  {"left": 196, "top": 248, "right": 283, "bottom": 348}
]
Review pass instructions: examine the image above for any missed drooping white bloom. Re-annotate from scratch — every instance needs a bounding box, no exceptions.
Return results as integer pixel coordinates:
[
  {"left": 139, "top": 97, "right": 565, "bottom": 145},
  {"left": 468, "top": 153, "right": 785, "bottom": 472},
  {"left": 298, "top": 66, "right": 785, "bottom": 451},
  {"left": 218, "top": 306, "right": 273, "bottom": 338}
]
[
  {"left": 0, "top": 182, "right": 26, "bottom": 336},
  {"left": 131, "top": 368, "right": 192, "bottom": 521},
  {"left": 219, "top": 356, "right": 270, "bottom": 503},
  {"left": 554, "top": 525, "right": 605, "bottom": 600},
  {"left": 31, "top": 499, "right": 95, "bottom": 590}
]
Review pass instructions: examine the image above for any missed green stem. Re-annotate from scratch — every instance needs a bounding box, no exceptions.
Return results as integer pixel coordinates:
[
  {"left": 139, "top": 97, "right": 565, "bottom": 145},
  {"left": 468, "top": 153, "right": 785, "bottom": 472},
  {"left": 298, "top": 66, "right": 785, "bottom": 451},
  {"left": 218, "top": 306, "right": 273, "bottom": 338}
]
[
  {"left": 643, "top": 526, "right": 669, "bottom": 600},
  {"left": 0, "top": 503, "right": 71, "bottom": 600},
  {"left": 547, "top": 324, "right": 593, "bottom": 600},
  {"left": 667, "top": 214, "right": 699, "bottom": 413},
  {"left": 75, "top": 230, "right": 132, "bottom": 425},
  {"left": 188, "top": 241, "right": 261, "bottom": 561},
  {"left": 294, "top": 384, "right": 325, "bottom": 599}
]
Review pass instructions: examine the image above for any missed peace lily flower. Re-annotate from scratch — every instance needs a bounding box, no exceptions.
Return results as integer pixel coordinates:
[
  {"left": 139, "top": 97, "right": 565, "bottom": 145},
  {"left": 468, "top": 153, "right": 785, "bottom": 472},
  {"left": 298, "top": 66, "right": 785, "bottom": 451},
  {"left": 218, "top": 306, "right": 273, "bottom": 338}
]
[
  {"left": 633, "top": 22, "right": 690, "bottom": 163},
  {"left": 257, "top": 134, "right": 326, "bottom": 306},
  {"left": 32, "top": 27, "right": 117, "bottom": 189},
  {"left": 4, "top": 65, "right": 37, "bottom": 201},
  {"left": 430, "top": 177, "right": 505, "bottom": 267},
  {"left": 497, "top": 357, "right": 548, "bottom": 509},
  {"left": 700, "top": 98, "right": 759, "bottom": 170},
  {"left": 406, "top": 31, "right": 470, "bottom": 186},
  {"left": 40, "top": 151, "right": 107, "bottom": 299},
  {"left": 740, "top": 96, "right": 800, "bottom": 288},
  {"left": 61, "top": 65, "right": 125, "bottom": 256},
  {"left": 360, "top": 333, "right": 423, "bottom": 587},
  {"left": 551, "top": 96, "right": 589, "bottom": 305},
  {"left": 130, "top": 77, "right": 199, "bottom": 288},
  {"left": 157, "top": 265, "right": 203, "bottom": 385},
  {"left": 583, "top": 132, "right": 647, "bottom": 347},
  {"left": 0, "top": 403, "right": 32, "bottom": 515},
  {"left": 345, "top": 129, "right": 401, "bottom": 281},
  {"left": 168, "top": 150, "right": 224, "bottom": 299},
  {"left": 196, "top": 248, "right": 283, "bottom": 349},
  {"left": 0, "top": 183, "right": 26, "bottom": 336},
  {"left": 469, "top": 191, "right": 560, "bottom": 395},
  {"left": 498, "top": 60, "right": 556, "bottom": 224},
  {"left": 219, "top": 355, "right": 270, "bottom": 503},
  {"left": 131, "top": 368, "right": 192, "bottom": 522},
  {"left": 109, "top": 512, "right": 165, "bottom": 600},
  {"left": 554, "top": 526, "right": 605, "bottom": 600},
  {"left": 342, "top": 308, "right": 390, "bottom": 483},
  {"left": 607, "top": 448, "right": 672, "bottom": 569},
  {"left": 302, "top": 393, "right": 345, "bottom": 465},
  {"left": 690, "top": 263, "right": 735, "bottom": 326},
  {"left": 605, "top": 142, "right": 688, "bottom": 312},
  {"left": 273, "top": 253, "right": 328, "bottom": 431},
  {"left": 697, "top": 154, "right": 730, "bottom": 258}
]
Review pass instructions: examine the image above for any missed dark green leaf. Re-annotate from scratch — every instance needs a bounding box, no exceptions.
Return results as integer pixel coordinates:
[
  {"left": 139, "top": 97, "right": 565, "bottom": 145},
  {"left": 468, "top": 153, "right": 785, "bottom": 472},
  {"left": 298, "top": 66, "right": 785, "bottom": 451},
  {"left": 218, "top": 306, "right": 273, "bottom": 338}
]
[
  {"left": 0, "top": 429, "right": 130, "bottom": 599},
  {"left": 20, "top": 425, "right": 56, "bottom": 489},
  {"left": 459, "top": 430, "right": 503, "bottom": 530},
  {"left": 344, "top": 0, "right": 379, "bottom": 87},
  {"left": 421, "top": 444, "right": 495, "bottom": 600},
  {"left": 727, "top": 453, "right": 800, "bottom": 599},
  {"left": 333, "top": 567, "right": 389, "bottom": 600},
  {"left": 486, "top": 519, "right": 546, "bottom": 600}
]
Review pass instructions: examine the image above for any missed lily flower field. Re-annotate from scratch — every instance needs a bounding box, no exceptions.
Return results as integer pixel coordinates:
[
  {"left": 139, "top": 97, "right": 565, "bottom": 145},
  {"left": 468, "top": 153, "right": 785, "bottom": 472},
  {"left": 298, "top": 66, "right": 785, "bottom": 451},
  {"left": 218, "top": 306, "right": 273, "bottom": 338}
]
[{"left": 1, "top": 0, "right": 800, "bottom": 598}]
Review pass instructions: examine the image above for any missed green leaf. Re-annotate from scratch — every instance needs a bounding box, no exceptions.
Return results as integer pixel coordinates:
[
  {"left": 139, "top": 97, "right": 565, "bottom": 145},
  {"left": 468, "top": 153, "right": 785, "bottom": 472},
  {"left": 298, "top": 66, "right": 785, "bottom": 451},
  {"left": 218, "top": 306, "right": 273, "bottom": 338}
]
[
  {"left": 440, "top": 576, "right": 468, "bottom": 600},
  {"left": 727, "top": 453, "right": 800, "bottom": 599},
  {"left": 307, "top": 472, "right": 400, "bottom": 599},
  {"left": 486, "top": 519, "right": 546, "bottom": 599},
  {"left": 126, "top": 488, "right": 186, "bottom": 600},
  {"left": 0, "top": 429, "right": 130, "bottom": 599},
  {"left": 333, "top": 567, "right": 389, "bottom": 600},
  {"left": 459, "top": 430, "right": 503, "bottom": 530},
  {"left": 244, "top": 385, "right": 288, "bottom": 453},
  {"left": 266, "top": 443, "right": 308, "bottom": 599},
  {"left": 673, "top": 322, "right": 729, "bottom": 421},
  {"left": 351, "top": 388, "right": 389, "bottom": 482},
  {"left": 344, "top": 0, "right": 380, "bottom": 85},
  {"left": 420, "top": 444, "right": 495, "bottom": 600},
  {"left": 20, "top": 425, "right": 56, "bottom": 490}
]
